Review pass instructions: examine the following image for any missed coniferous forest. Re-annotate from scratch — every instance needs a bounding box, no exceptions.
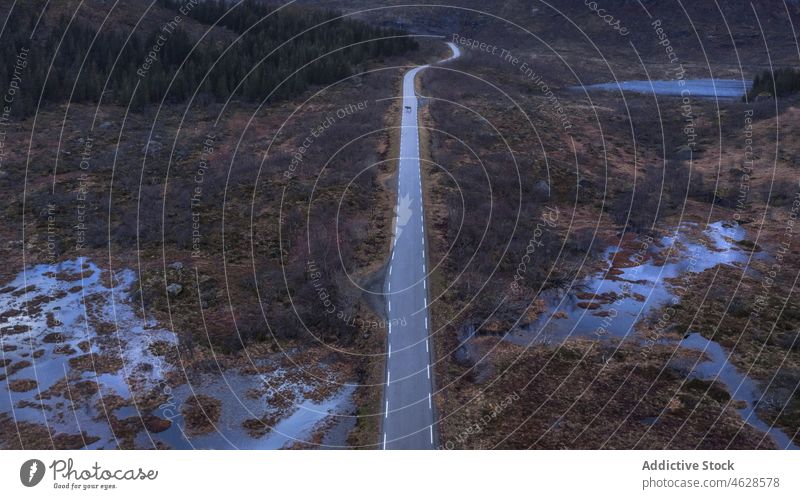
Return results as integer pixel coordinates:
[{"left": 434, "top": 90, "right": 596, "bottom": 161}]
[
  {"left": 747, "top": 67, "right": 800, "bottom": 100},
  {"left": 0, "top": 0, "right": 418, "bottom": 116}
]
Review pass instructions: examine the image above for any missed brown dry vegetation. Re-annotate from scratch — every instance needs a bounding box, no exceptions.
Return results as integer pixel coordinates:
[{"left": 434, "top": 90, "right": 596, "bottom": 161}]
[
  {"left": 405, "top": 0, "right": 800, "bottom": 448},
  {"left": 0, "top": 413, "right": 100, "bottom": 449},
  {"left": 437, "top": 337, "right": 775, "bottom": 449},
  {"left": 4, "top": 0, "right": 800, "bottom": 449},
  {"left": 0, "top": 0, "right": 442, "bottom": 448}
]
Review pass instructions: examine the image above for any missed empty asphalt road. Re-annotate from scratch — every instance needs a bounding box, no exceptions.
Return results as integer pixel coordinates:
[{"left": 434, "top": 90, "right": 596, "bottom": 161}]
[{"left": 383, "top": 42, "right": 461, "bottom": 450}]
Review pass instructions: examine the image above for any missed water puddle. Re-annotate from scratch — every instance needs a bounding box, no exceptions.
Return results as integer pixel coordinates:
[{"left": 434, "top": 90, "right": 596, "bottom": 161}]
[
  {"left": 144, "top": 367, "right": 355, "bottom": 450},
  {"left": 497, "top": 221, "right": 795, "bottom": 448},
  {"left": 1, "top": 258, "right": 354, "bottom": 449},
  {"left": 573, "top": 79, "right": 747, "bottom": 99},
  {"left": 680, "top": 333, "right": 798, "bottom": 449},
  {"left": 509, "top": 221, "right": 753, "bottom": 346},
  {"left": 0, "top": 259, "right": 174, "bottom": 446}
]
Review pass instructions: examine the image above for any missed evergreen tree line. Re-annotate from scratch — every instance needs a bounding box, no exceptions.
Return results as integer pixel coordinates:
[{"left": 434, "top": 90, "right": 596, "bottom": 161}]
[
  {"left": 747, "top": 67, "right": 800, "bottom": 100},
  {"left": 0, "top": 0, "right": 418, "bottom": 116}
]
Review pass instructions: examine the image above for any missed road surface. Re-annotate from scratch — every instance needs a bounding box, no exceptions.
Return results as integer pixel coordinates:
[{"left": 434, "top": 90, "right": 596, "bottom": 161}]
[{"left": 382, "top": 42, "right": 460, "bottom": 450}]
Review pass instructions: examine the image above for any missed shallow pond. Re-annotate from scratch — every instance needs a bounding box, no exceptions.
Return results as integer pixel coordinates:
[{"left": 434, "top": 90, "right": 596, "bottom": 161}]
[
  {"left": 680, "top": 333, "right": 798, "bottom": 450},
  {"left": 509, "top": 222, "right": 752, "bottom": 346},
  {"left": 140, "top": 369, "right": 356, "bottom": 450},
  {"left": 573, "top": 79, "right": 747, "bottom": 99},
  {"left": 502, "top": 221, "right": 796, "bottom": 448},
  {"left": 1, "top": 259, "right": 354, "bottom": 449}
]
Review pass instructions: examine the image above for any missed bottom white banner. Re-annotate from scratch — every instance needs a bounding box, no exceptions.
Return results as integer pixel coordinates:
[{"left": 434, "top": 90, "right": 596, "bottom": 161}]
[{"left": 1, "top": 450, "right": 798, "bottom": 498}]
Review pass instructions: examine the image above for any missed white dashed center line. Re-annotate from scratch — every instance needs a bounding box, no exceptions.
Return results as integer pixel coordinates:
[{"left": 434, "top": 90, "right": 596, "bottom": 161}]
[{"left": 384, "top": 44, "right": 459, "bottom": 449}]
